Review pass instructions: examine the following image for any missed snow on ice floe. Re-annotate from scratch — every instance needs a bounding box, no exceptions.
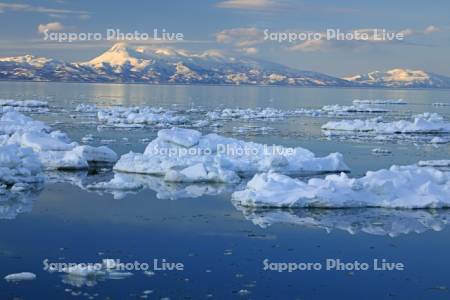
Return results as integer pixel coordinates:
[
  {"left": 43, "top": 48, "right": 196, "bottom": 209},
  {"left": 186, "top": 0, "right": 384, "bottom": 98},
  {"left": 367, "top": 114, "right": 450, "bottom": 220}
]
[
  {"left": 321, "top": 104, "right": 389, "bottom": 114},
  {"left": 0, "top": 99, "right": 49, "bottom": 113},
  {"left": 322, "top": 113, "right": 450, "bottom": 134},
  {"left": 0, "top": 111, "right": 117, "bottom": 170},
  {"left": 113, "top": 127, "right": 349, "bottom": 183},
  {"left": 0, "top": 144, "right": 43, "bottom": 193},
  {"left": 232, "top": 164, "right": 450, "bottom": 208},
  {"left": 4, "top": 272, "right": 36, "bottom": 281},
  {"left": 234, "top": 206, "right": 450, "bottom": 237},
  {"left": 418, "top": 160, "right": 450, "bottom": 169},
  {"left": 352, "top": 99, "right": 406, "bottom": 105},
  {"left": 206, "top": 107, "right": 320, "bottom": 120},
  {"left": 97, "top": 106, "right": 189, "bottom": 128}
]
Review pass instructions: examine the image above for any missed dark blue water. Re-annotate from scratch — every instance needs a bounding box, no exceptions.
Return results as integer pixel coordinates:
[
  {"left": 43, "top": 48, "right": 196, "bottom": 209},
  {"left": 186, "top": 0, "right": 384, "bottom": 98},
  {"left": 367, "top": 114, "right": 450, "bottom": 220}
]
[{"left": 0, "top": 82, "right": 449, "bottom": 299}]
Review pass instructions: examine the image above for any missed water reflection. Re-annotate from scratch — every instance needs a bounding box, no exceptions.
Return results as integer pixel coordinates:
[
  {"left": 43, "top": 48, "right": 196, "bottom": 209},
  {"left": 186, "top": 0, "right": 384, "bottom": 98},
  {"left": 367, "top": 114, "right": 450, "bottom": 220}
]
[
  {"left": 234, "top": 205, "right": 450, "bottom": 237},
  {"left": 0, "top": 186, "right": 43, "bottom": 219}
]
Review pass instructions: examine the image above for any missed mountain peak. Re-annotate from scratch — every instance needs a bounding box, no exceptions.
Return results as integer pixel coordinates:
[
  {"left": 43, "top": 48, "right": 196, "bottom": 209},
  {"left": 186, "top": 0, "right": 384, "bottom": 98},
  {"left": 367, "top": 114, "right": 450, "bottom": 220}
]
[
  {"left": 344, "top": 68, "right": 450, "bottom": 88},
  {"left": 85, "top": 43, "right": 151, "bottom": 68}
]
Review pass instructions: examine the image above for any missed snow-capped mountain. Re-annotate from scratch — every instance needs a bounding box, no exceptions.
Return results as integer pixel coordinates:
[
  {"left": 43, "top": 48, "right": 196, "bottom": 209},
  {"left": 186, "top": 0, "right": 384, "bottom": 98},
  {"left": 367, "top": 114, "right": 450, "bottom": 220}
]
[
  {"left": 1, "top": 44, "right": 449, "bottom": 88},
  {"left": 0, "top": 43, "right": 351, "bottom": 86},
  {"left": 344, "top": 68, "right": 450, "bottom": 88}
]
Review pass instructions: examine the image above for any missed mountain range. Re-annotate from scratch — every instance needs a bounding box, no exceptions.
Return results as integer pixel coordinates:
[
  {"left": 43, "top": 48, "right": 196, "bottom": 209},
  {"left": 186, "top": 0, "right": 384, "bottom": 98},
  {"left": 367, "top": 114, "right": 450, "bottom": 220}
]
[{"left": 1, "top": 43, "right": 449, "bottom": 88}]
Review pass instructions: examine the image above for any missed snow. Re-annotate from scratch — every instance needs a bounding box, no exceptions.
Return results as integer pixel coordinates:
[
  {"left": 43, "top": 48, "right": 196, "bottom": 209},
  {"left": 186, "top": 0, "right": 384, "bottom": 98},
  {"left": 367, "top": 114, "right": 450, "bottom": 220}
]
[
  {"left": 4, "top": 272, "right": 36, "bottom": 281},
  {"left": 232, "top": 164, "right": 450, "bottom": 208},
  {"left": 430, "top": 137, "right": 449, "bottom": 144},
  {"left": 113, "top": 127, "right": 349, "bottom": 183},
  {"left": 322, "top": 113, "right": 450, "bottom": 134},
  {"left": 353, "top": 99, "right": 406, "bottom": 105},
  {"left": 0, "top": 111, "right": 117, "bottom": 170}
]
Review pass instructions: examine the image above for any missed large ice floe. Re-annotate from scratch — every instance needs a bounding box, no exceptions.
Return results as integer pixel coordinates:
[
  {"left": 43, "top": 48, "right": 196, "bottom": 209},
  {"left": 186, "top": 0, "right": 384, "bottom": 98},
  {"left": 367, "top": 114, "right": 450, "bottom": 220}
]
[
  {"left": 322, "top": 113, "right": 450, "bottom": 134},
  {"left": 0, "top": 111, "right": 117, "bottom": 170},
  {"left": 113, "top": 127, "right": 349, "bottom": 183},
  {"left": 232, "top": 164, "right": 450, "bottom": 208},
  {"left": 235, "top": 207, "right": 450, "bottom": 237}
]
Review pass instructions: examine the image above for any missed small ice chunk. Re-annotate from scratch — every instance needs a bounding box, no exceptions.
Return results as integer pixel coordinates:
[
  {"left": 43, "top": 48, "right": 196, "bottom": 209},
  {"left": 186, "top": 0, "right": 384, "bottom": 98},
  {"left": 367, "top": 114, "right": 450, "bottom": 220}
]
[{"left": 4, "top": 272, "right": 36, "bottom": 281}]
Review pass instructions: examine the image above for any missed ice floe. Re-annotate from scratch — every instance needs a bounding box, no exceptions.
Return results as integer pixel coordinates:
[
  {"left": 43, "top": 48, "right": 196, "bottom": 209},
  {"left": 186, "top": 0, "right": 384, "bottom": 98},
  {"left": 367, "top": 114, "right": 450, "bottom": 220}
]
[
  {"left": 322, "top": 113, "right": 450, "bottom": 134},
  {"left": 113, "top": 127, "right": 349, "bottom": 183},
  {"left": 352, "top": 99, "right": 406, "bottom": 105},
  {"left": 0, "top": 111, "right": 117, "bottom": 170},
  {"left": 232, "top": 164, "right": 450, "bottom": 208},
  {"left": 235, "top": 207, "right": 450, "bottom": 237},
  {"left": 206, "top": 107, "right": 320, "bottom": 120},
  {"left": 4, "top": 272, "right": 36, "bottom": 281},
  {"left": 321, "top": 104, "right": 389, "bottom": 114},
  {"left": 0, "top": 144, "right": 43, "bottom": 192},
  {"left": 97, "top": 106, "right": 188, "bottom": 128},
  {"left": 0, "top": 99, "right": 49, "bottom": 113},
  {"left": 371, "top": 148, "right": 391, "bottom": 155},
  {"left": 418, "top": 160, "right": 450, "bottom": 169}
]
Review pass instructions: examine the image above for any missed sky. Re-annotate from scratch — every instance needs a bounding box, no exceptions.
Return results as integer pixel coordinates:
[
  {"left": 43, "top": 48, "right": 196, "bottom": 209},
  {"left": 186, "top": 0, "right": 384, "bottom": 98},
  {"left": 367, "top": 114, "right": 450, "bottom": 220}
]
[{"left": 0, "top": 0, "right": 449, "bottom": 77}]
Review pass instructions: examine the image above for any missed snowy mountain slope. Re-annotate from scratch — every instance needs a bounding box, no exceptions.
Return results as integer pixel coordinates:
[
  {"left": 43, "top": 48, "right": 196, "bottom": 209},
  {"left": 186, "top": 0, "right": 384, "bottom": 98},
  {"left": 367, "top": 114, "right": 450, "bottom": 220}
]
[
  {"left": 0, "top": 43, "right": 352, "bottom": 86},
  {"left": 344, "top": 68, "right": 450, "bottom": 88},
  {"left": 1, "top": 44, "right": 449, "bottom": 88}
]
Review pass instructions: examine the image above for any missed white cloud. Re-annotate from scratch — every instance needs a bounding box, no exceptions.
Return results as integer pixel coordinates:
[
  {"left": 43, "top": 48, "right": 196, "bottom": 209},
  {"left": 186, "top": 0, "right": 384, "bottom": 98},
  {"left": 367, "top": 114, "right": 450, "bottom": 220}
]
[
  {"left": 216, "top": 27, "right": 263, "bottom": 47},
  {"left": 216, "top": 0, "right": 280, "bottom": 10},
  {"left": 38, "top": 22, "right": 65, "bottom": 33},
  {"left": 0, "top": 2, "right": 88, "bottom": 15},
  {"left": 240, "top": 47, "right": 258, "bottom": 54}
]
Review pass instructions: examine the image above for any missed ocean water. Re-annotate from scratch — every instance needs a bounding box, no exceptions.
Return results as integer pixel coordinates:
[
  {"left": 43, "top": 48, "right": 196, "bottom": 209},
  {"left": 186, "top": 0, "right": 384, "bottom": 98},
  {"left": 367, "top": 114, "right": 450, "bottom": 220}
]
[{"left": 0, "top": 81, "right": 450, "bottom": 299}]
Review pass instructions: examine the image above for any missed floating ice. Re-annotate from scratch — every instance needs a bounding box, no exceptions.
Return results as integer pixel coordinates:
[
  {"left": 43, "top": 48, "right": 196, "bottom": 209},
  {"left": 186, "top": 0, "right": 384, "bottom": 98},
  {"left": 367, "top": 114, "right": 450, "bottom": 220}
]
[
  {"left": 0, "top": 99, "right": 49, "bottom": 113},
  {"left": 206, "top": 107, "right": 320, "bottom": 120},
  {"left": 97, "top": 106, "right": 188, "bottom": 127},
  {"left": 371, "top": 148, "right": 391, "bottom": 155},
  {"left": 232, "top": 164, "right": 450, "bottom": 208},
  {"left": 321, "top": 104, "right": 389, "bottom": 114},
  {"left": 235, "top": 207, "right": 450, "bottom": 237},
  {"left": 4, "top": 272, "right": 36, "bottom": 281},
  {"left": 352, "top": 99, "right": 406, "bottom": 105},
  {"left": 430, "top": 136, "right": 449, "bottom": 144},
  {"left": 0, "top": 111, "right": 117, "bottom": 170},
  {"left": 418, "top": 160, "right": 450, "bottom": 168},
  {"left": 113, "top": 127, "right": 349, "bottom": 183},
  {"left": 322, "top": 113, "right": 450, "bottom": 134},
  {"left": 0, "top": 144, "right": 43, "bottom": 190}
]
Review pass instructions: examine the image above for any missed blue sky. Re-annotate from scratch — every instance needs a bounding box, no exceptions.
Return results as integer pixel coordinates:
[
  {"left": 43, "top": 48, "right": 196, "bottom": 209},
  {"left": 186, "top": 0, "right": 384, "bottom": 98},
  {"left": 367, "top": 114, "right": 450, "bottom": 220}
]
[{"left": 0, "top": 0, "right": 449, "bottom": 76}]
